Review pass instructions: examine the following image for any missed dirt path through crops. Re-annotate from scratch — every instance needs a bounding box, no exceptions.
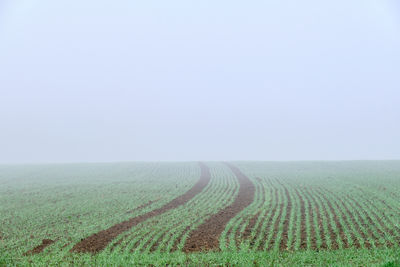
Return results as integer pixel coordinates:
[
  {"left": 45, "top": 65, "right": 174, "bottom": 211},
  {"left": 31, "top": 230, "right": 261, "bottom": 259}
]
[
  {"left": 24, "top": 239, "right": 55, "bottom": 255},
  {"left": 183, "top": 162, "right": 255, "bottom": 252},
  {"left": 71, "top": 162, "right": 211, "bottom": 254}
]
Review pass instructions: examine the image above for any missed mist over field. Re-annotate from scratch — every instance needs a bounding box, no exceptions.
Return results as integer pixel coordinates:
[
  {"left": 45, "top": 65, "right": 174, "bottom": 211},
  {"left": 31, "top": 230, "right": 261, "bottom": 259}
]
[{"left": 1, "top": 1, "right": 400, "bottom": 163}]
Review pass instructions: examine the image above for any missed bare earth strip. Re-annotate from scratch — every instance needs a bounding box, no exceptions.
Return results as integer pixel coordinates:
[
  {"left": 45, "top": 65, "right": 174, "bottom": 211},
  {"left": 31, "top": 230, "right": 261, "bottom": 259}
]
[
  {"left": 24, "top": 239, "right": 55, "bottom": 255},
  {"left": 71, "top": 162, "right": 211, "bottom": 254},
  {"left": 183, "top": 162, "right": 255, "bottom": 252}
]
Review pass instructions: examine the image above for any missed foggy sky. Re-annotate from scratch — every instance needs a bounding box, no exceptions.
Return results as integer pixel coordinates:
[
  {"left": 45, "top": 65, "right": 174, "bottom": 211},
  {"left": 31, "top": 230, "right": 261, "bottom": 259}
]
[{"left": 1, "top": 0, "right": 400, "bottom": 163}]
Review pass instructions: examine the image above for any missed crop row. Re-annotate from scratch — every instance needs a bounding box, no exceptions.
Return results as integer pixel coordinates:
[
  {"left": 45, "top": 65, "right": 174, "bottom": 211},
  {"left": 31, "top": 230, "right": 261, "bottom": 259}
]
[{"left": 225, "top": 162, "right": 400, "bottom": 251}]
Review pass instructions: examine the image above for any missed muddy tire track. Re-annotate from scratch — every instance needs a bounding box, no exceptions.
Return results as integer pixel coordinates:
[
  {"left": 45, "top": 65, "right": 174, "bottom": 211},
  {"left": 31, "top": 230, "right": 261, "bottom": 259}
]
[
  {"left": 24, "top": 239, "right": 55, "bottom": 255},
  {"left": 71, "top": 162, "right": 211, "bottom": 254},
  {"left": 182, "top": 162, "right": 255, "bottom": 252}
]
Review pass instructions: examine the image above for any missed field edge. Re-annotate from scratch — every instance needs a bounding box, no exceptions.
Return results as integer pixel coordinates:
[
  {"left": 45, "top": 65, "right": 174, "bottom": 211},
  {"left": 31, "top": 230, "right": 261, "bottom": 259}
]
[{"left": 6, "top": 247, "right": 400, "bottom": 266}]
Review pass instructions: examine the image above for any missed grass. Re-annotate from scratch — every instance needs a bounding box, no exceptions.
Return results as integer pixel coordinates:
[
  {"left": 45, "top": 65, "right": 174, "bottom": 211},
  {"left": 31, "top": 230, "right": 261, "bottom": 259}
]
[{"left": 1, "top": 248, "right": 399, "bottom": 266}]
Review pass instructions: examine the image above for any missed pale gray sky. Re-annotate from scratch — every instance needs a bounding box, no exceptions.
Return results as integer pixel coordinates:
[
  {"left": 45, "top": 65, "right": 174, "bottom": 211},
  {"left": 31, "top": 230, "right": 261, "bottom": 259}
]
[{"left": 1, "top": 0, "right": 400, "bottom": 163}]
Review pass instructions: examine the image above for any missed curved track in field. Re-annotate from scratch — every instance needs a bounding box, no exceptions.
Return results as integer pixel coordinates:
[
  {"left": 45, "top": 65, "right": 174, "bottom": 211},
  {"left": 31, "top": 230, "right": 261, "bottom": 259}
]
[
  {"left": 183, "top": 162, "right": 255, "bottom": 252},
  {"left": 24, "top": 239, "right": 55, "bottom": 255},
  {"left": 71, "top": 162, "right": 211, "bottom": 254}
]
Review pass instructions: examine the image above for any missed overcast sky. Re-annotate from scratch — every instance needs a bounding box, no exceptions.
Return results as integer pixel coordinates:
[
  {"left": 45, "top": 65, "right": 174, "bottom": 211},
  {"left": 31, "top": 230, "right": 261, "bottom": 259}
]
[{"left": 1, "top": 0, "right": 400, "bottom": 163}]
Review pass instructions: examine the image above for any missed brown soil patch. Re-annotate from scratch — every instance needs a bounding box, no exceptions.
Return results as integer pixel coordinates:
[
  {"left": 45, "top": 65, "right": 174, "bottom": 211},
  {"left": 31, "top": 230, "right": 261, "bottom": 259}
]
[
  {"left": 24, "top": 239, "right": 55, "bottom": 255},
  {"left": 182, "top": 162, "right": 255, "bottom": 252},
  {"left": 71, "top": 162, "right": 211, "bottom": 254}
]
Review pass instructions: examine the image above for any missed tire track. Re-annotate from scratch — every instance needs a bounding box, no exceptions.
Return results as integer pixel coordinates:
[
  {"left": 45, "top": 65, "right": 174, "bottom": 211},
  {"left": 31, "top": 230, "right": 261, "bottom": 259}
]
[
  {"left": 183, "top": 162, "right": 255, "bottom": 252},
  {"left": 24, "top": 239, "right": 55, "bottom": 255},
  {"left": 154, "top": 175, "right": 234, "bottom": 252},
  {"left": 71, "top": 162, "right": 211, "bottom": 254}
]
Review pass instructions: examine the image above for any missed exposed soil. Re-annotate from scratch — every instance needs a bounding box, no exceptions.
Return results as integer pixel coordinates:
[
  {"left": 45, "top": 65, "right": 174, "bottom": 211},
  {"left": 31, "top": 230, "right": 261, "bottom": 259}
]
[
  {"left": 182, "top": 162, "right": 255, "bottom": 252},
  {"left": 24, "top": 239, "right": 55, "bottom": 255},
  {"left": 71, "top": 162, "right": 211, "bottom": 254}
]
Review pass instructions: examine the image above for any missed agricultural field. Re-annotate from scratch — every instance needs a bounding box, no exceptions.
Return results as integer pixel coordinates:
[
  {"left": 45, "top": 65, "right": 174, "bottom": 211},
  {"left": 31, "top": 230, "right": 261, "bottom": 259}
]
[{"left": 1, "top": 161, "right": 400, "bottom": 266}]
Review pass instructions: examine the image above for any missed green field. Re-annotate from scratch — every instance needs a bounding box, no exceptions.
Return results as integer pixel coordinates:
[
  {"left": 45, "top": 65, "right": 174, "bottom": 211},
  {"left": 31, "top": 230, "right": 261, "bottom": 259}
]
[{"left": 1, "top": 161, "right": 400, "bottom": 266}]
